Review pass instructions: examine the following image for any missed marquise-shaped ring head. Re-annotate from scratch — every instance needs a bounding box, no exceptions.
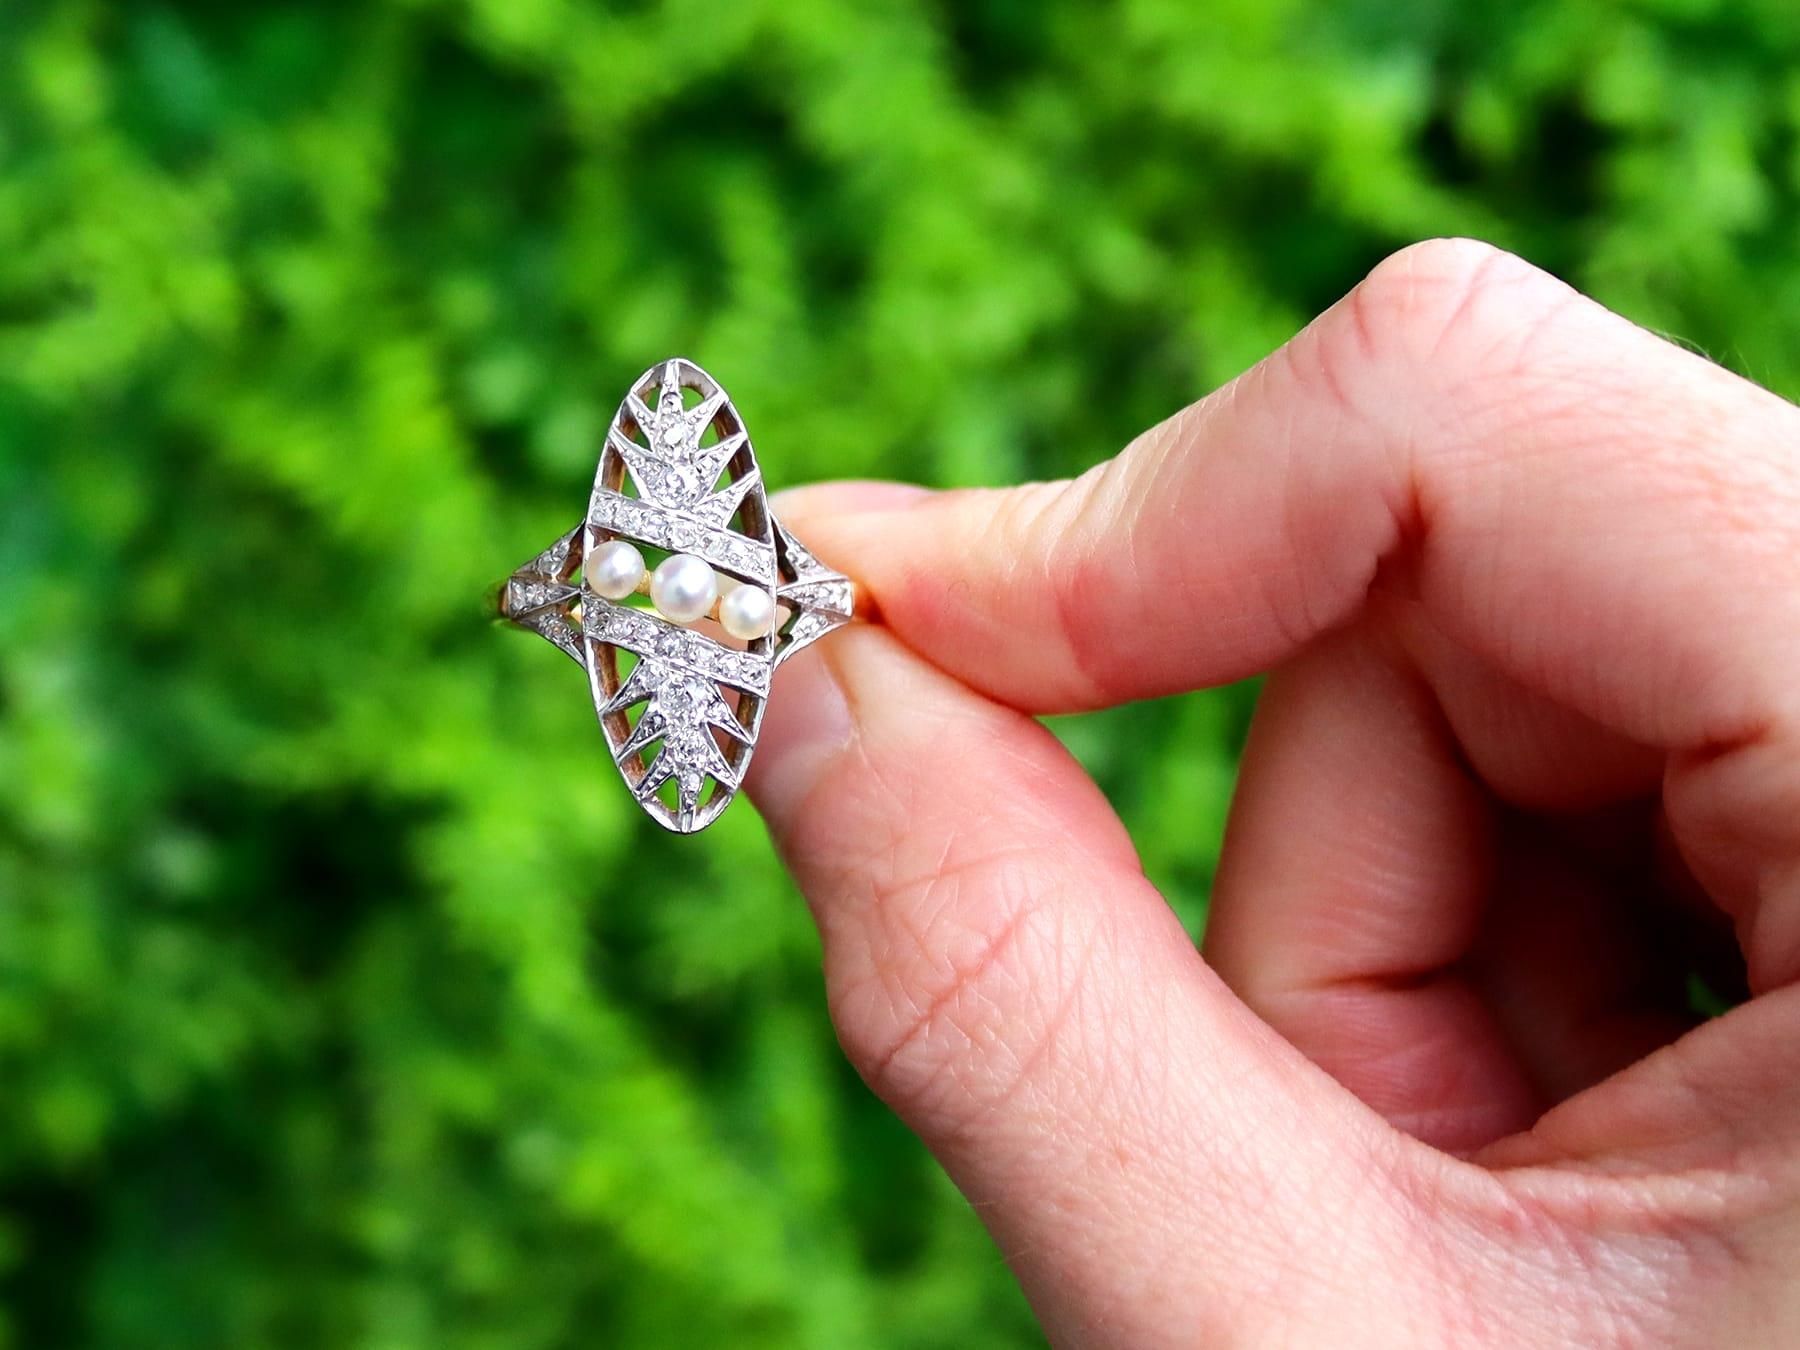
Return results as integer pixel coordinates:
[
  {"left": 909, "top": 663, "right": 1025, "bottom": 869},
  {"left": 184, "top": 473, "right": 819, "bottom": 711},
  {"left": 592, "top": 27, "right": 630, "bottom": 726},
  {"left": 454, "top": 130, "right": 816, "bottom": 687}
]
[
  {"left": 584, "top": 358, "right": 775, "bottom": 832},
  {"left": 495, "top": 358, "right": 855, "bottom": 834}
]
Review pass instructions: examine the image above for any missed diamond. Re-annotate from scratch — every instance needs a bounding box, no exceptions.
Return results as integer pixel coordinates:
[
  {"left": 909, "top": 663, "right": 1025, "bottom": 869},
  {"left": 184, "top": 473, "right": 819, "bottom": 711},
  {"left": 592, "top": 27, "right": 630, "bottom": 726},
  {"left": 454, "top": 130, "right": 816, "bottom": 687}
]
[
  {"left": 660, "top": 682, "right": 695, "bottom": 712},
  {"left": 665, "top": 724, "right": 705, "bottom": 754}
]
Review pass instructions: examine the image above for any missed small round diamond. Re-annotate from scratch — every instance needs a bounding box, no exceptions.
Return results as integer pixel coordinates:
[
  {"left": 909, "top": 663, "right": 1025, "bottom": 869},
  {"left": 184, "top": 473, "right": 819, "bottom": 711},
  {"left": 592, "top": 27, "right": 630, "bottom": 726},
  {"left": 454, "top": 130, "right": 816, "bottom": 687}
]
[{"left": 666, "top": 724, "right": 705, "bottom": 754}]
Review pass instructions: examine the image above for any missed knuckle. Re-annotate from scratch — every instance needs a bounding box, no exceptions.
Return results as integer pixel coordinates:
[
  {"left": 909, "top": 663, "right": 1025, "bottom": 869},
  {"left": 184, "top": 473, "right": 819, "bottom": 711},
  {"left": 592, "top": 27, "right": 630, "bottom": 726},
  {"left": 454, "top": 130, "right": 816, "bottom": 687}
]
[
  {"left": 1332, "top": 238, "right": 1576, "bottom": 392},
  {"left": 1357, "top": 238, "right": 1531, "bottom": 343},
  {"left": 1288, "top": 238, "right": 1595, "bottom": 467},
  {"left": 826, "top": 840, "right": 1087, "bottom": 1129},
  {"left": 1051, "top": 481, "right": 1137, "bottom": 705}
]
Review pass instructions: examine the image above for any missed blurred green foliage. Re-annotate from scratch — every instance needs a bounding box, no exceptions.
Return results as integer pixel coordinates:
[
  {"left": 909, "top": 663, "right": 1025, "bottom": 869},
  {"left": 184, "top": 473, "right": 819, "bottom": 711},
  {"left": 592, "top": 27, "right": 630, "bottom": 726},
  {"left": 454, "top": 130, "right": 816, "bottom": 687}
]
[{"left": 0, "top": 0, "right": 1796, "bottom": 1344}]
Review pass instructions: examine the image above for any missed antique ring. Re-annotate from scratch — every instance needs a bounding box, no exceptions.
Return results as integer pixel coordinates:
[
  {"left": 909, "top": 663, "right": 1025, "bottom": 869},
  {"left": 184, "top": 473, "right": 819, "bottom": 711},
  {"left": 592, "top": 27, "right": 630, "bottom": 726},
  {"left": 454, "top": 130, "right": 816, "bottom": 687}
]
[{"left": 493, "top": 358, "right": 858, "bottom": 834}]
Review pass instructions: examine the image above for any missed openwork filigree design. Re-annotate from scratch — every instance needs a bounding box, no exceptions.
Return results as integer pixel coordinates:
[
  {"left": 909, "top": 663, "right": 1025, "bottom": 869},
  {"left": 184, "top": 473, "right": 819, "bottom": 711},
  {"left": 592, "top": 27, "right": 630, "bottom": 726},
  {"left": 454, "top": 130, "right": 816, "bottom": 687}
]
[{"left": 497, "top": 358, "right": 854, "bottom": 834}]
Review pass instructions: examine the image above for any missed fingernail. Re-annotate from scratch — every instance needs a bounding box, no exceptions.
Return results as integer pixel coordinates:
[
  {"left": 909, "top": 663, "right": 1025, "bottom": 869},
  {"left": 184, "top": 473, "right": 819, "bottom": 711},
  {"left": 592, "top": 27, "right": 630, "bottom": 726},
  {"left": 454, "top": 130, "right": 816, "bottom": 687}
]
[{"left": 746, "top": 644, "right": 854, "bottom": 829}]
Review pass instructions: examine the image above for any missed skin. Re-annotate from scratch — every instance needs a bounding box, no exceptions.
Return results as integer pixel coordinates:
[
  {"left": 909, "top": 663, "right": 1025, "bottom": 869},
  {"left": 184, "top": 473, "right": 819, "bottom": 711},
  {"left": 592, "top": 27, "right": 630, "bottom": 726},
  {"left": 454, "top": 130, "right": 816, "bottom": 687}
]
[{"left": 743, "top": 239, "right": 1800, "bottom": 1347}]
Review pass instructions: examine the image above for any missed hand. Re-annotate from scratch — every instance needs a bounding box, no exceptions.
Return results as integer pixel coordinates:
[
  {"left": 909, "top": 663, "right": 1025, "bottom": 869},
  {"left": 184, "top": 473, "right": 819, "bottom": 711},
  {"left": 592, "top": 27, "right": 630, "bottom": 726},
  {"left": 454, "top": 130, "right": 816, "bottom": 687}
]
[{"left": 746, "top": 239, "right": 1800, "bottom": 1347}]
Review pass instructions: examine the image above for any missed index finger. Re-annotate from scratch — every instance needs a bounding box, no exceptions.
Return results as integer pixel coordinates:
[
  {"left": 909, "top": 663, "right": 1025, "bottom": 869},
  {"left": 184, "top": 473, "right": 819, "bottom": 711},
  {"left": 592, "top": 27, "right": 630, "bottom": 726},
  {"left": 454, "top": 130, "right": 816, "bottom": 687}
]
[{"left": 781, "top": 238, "right": 1800, "bottom": 750}]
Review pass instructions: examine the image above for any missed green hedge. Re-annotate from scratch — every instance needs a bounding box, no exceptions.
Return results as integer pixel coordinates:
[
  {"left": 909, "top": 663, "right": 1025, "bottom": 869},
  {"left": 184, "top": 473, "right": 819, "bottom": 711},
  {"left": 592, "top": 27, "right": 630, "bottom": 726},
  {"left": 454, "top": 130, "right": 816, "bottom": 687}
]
[{"left": 0, "top": 1, "right": 1795, "bottom": 1344}]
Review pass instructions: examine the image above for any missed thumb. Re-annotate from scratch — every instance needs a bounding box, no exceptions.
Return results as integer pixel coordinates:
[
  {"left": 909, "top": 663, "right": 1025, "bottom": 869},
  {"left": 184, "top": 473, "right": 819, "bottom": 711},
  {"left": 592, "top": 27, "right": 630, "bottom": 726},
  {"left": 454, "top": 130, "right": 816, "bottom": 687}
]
[{"left": 747, "top": 614, "right": 1436, "bottom": 1341}]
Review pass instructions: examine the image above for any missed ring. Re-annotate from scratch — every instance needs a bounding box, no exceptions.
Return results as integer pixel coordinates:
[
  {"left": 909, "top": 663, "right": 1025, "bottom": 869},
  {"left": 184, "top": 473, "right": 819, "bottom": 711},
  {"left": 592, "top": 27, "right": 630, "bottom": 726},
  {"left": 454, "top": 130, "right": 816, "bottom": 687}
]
[{"left": 493, "top": 357, "right": 858, "bottom": 834}]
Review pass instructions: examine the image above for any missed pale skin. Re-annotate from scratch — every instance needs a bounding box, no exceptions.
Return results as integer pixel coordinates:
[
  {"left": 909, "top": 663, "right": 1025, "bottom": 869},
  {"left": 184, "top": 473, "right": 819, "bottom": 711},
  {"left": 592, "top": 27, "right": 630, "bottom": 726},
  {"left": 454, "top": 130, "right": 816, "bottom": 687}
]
[{"left": 743, "top": 239, "right": 1800, "bottom": 1347}]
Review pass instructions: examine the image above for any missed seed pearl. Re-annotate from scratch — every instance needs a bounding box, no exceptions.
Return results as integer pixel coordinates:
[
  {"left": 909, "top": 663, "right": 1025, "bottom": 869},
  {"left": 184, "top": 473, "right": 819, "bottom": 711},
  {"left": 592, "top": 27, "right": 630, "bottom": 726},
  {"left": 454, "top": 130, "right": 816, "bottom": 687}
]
[
  {"left": 649, "top": 553, "right": 718, "bottom": 625},
  {"left": 718, "top": 582, "right": 777, "bottom": 640},
  {"left": 583, "top": 540, "right": 646, "bottom": 600}
]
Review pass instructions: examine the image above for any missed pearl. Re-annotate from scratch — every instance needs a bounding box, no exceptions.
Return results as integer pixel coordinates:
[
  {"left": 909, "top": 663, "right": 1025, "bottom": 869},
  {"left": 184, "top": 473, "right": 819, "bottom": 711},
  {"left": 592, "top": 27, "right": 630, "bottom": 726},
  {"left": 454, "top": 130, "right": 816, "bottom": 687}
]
[
  {"left": 718, "top": 582, "right": 777, "bottom": 640},
  {"left": 584, "top": 540, "right": 645, "bottom": 600},
  {"left": 650, "top": 553, "right": 718, "bottom": 624}
]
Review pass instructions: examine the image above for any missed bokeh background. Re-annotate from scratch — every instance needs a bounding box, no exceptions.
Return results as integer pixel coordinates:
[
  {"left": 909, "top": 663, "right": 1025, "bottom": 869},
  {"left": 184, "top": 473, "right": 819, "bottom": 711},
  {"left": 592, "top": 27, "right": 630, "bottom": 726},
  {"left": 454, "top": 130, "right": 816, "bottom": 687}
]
[{"left": 2, "top": 0, "right": 1798, "bottom": 1345}]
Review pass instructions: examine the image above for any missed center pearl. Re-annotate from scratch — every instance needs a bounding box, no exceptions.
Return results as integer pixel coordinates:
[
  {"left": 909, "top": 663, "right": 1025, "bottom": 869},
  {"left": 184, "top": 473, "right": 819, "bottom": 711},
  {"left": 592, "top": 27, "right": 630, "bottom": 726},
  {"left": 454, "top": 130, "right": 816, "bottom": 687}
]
[{"left": 649, "top": 554, "right": 718, "bottom": 624}]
